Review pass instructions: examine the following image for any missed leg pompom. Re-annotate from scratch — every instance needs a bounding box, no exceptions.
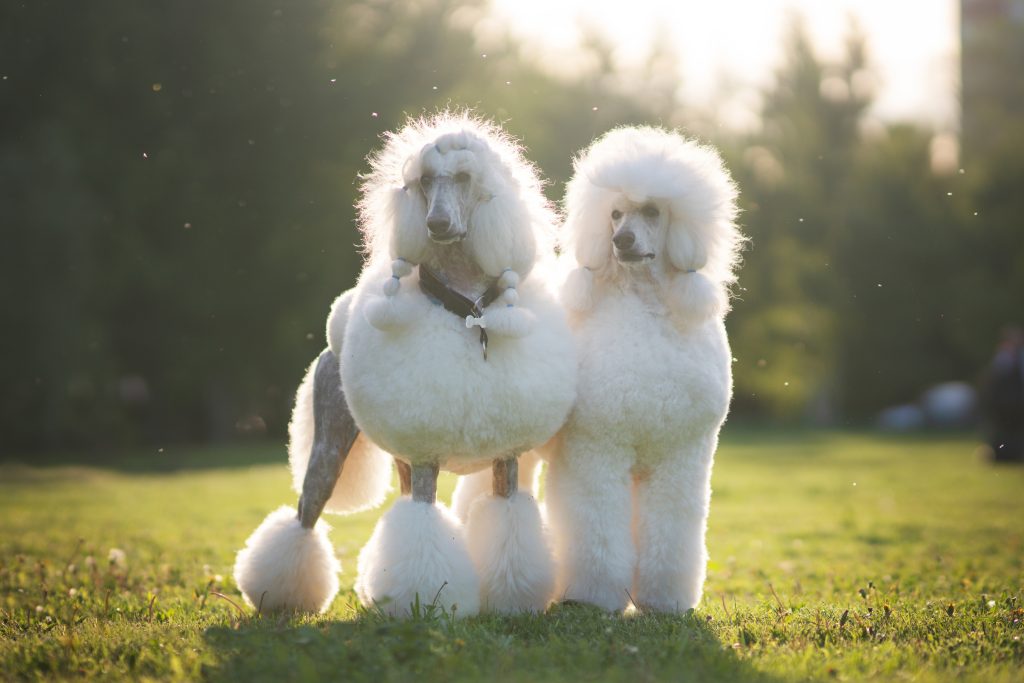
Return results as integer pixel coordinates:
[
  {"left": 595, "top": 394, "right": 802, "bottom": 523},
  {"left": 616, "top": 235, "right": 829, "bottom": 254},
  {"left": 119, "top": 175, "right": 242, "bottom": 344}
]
[
  {"left": 355, "top": 498, "right": 480, "bottom": 618},
  {"left": 232, "top": 506, "right": 340, "bottom": 614},
  {"left": 465, "top": 492, "right": 555, "bottom": 613}
]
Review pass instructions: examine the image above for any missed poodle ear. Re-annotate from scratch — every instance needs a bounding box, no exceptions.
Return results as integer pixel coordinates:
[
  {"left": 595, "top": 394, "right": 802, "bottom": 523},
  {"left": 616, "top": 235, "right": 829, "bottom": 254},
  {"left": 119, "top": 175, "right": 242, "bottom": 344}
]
[
  {"left": 386, "top": 185, "right": 429, "bottom": 264},
  {"left": 561, "top": 266, "right": 594, "bottom": 312},
  {"left": 358, "top": 159, "right": 429, "bottom": 265},
  {"left": 560, "top": 175, "right": 613, "bottom": 312},
  {"left": 666, "top": 219, "right": 709, "bottom": 273},
  {"left": 667, "top": 270, "right": 727, "bottom": 326},
  {"left": 565, "top": 187, "right": 613, "bottom": 271},
  {"left": 465, "top": 189, "right": 537, "bottom": 278},
  {"left": 666, "top": 221, "right": 723, "bottom": 325}
]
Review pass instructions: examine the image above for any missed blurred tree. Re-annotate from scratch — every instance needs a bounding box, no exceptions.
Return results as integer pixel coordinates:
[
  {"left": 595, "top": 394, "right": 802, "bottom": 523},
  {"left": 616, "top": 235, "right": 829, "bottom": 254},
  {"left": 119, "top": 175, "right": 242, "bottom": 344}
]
[
  {"left": 834, "top": 125, "right": 967, "bottom": 414},
  {"left": 0, "top": 0, "right": 659, "bottom": 451},
  {"left": 4, "top": 2, "right": 1021, "bottom": 451},
  {"left": 727, "top": 19, "right": 871, "bottom": 420}
]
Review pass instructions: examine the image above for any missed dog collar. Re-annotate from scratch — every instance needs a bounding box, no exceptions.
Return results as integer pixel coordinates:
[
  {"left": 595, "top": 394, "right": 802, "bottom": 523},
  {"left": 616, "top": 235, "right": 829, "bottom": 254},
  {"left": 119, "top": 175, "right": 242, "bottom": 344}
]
[{"left": 418, "top": 265, "right": 501, "bottom": 360}]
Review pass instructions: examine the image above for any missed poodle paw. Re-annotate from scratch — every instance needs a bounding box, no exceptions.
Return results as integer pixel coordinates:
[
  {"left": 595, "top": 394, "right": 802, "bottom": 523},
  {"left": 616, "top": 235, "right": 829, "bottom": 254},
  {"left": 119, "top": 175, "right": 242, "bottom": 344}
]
[
  {"left": 355, "top": 499, "right": 480, "bottom": 618},
  {"left": 632, "top": 573, "right": 703, "bottom": 614},
  {"left": 631, "top": 590, "right": 701, "bottom": 614},
  {"left": 465, "top": 492, "right": 555, "bottom": 613},
  {"left": 232, "top": 506, "right": 340, "bottom": 614}
]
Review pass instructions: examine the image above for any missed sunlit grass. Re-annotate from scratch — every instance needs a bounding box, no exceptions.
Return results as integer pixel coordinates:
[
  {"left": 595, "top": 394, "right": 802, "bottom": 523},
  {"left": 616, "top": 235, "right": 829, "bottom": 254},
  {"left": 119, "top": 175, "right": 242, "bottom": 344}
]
[{"left": 1, "top": 431, "right": 1022, "bottom": 681}]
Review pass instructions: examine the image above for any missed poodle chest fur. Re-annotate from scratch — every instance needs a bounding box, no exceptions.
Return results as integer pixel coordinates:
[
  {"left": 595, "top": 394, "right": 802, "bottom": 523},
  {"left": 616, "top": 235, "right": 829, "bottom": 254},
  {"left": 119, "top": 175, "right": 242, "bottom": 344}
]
[
  {"left": 568, "top": 293, "right": 732, "bottom": 463},
  {"left": 341, "top": 273, "right": 576, "bottom": 471}
]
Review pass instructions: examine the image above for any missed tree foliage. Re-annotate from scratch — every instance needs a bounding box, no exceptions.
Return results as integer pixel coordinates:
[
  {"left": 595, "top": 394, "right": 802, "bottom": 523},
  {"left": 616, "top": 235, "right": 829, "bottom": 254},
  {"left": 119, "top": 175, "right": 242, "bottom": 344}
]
[{"left": 2, "top": 4, "right": 1020, "bottom": 449}]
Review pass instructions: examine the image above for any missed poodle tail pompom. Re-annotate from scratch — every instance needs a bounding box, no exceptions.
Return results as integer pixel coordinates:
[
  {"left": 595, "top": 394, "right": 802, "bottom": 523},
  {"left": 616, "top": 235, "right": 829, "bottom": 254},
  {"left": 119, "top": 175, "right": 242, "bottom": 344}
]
[
  {"left": 669, "top": 271, "right": 726, "bottom": 326},
  {"left": 561, "top": 266, "right": 594, "bottom": 312},
  {"left": 233, "top": 506, "right": 340, "bottom": 614}
]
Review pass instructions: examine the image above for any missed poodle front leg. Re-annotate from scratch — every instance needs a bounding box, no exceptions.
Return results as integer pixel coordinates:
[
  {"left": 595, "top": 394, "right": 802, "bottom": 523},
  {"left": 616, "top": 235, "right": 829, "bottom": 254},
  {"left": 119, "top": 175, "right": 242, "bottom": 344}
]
[
  {"left": 632, "top": 438, "right": 715, "bottom": 613},
  {"left": 355, "top": 462, "right": 480, "bottom": 618},
  {"left": 546, "top": 439, "right": 635, "bottom": 612},
  {"left": 464, "top": 455, "right": 555, "bottom": 613}
]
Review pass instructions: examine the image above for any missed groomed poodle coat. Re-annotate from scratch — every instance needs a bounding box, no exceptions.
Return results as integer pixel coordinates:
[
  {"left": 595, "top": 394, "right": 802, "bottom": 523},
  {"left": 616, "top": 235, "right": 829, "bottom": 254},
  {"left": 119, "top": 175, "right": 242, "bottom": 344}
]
[
  {"left": 545, "top": 126, "right": 743, "bottom": 613},
  {"left": 234, "top": 114, "right": 576, "bottom": 617}
]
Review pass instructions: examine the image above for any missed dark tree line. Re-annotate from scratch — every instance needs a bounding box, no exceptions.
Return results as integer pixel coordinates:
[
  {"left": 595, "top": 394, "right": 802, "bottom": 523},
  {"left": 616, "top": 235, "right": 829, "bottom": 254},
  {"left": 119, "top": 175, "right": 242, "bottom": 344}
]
[{"left": 2, "top": 1, "right": 1020, "bottom": 451}]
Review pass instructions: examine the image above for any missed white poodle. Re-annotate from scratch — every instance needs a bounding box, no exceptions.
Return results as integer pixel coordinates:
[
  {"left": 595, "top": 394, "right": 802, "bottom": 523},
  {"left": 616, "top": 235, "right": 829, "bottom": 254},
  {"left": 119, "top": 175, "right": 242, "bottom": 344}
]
[
  {"left": 544, "top": 126, "right": 744, "bottom": 613},
  {"left": 233, "top": 113, "right": 576, "bottom": 617}
]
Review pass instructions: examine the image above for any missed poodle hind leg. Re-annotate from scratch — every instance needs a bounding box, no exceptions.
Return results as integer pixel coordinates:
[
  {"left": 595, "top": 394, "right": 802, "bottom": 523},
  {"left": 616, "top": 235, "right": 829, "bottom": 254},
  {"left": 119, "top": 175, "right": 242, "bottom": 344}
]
[
  {"left": 355, "top": 463, "right": 480, "bottom": 618},
  {"left": 546, "top": 439, "right": 635, "bottom": 612},
  {"left": 452, "top": 450, "right": 542, "bottom": 523},
  {"left": 464, "top": 456, "right": 556, "bottom": 613},
  {"left": 632, "top": 437, "right": 715, "bottom": 613}
]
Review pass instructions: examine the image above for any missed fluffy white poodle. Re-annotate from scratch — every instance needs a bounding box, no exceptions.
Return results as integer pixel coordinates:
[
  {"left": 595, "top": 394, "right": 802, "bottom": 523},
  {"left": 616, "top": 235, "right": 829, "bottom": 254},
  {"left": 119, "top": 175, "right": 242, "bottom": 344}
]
[
  {"left": 234, "top": 113, "right": 576, "bottom": 617},
  {"left": 544, "top": 126, "right": 744, "bottom": 613}
]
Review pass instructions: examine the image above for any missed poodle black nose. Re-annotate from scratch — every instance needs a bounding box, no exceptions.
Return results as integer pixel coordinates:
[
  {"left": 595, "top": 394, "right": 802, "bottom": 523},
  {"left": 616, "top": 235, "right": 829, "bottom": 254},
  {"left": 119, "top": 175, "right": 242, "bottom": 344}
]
[
  {"left": 612, "top": 230, "right": 636, "bottom": 250},
  {"left": 427, "top": 217, "right": 451, "bottom": 234}
]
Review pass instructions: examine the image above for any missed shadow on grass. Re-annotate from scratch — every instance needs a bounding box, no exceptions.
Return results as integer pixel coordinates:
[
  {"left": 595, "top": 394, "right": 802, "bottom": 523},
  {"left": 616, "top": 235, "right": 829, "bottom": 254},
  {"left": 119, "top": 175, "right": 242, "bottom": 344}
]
[
  {"left": 202, "top": 605, "right": 782, "bottom": 683},
  {"left": 0, "top": 441, "right": 286, "bottom": 474}
]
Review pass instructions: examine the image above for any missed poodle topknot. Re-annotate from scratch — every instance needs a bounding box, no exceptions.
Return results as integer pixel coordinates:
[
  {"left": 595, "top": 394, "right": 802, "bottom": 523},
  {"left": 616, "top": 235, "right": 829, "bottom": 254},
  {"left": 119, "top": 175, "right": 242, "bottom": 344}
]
[{"left": 561, "top": 126, "right": 743, "bottom": 324}]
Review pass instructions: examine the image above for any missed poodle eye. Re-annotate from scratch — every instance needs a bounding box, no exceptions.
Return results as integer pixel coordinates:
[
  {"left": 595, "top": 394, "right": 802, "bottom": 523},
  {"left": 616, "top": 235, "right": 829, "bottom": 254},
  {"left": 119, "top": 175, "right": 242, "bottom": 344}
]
[
  {"left": 611, "top": 210, "right": 623, "bottom": 221},
  {"left": 642, "top": 205, "right": 660, "bottom": 219},
  {"left": 454, "top": 171, "right": 470, "bottom": 184}
]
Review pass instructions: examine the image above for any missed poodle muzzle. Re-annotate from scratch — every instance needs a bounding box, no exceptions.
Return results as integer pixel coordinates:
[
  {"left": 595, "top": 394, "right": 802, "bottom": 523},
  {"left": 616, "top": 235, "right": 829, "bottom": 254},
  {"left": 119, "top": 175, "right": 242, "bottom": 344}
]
[
  {"left": 612, "top": 227, "right": 655, "bottom": 263},
  {"left": 424, "top": 176, "right": 466, "bottom": 243}
]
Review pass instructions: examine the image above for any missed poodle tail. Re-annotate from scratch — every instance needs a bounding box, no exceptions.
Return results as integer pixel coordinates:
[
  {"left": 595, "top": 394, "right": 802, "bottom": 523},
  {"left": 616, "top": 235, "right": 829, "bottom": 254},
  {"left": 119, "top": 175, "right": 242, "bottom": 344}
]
[{"left": 288, "top": 354, "right": 394, "bottom": 516}]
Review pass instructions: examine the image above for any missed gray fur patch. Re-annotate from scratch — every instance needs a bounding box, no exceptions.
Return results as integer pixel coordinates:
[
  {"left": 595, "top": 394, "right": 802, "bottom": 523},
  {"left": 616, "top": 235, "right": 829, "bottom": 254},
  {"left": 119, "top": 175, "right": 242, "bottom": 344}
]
[{"left": 297, "top": 348, "right": 359, "bottom": 529}]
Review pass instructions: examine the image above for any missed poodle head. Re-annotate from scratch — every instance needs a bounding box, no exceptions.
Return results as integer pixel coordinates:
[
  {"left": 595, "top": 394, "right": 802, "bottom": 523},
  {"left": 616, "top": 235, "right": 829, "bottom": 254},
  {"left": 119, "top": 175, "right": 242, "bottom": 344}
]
[
  {"left": 358, "top": 112, "right": 553, "bottom": 279},
  {"left": 561, "top": 126, "right": 743, "bottom": 321}
]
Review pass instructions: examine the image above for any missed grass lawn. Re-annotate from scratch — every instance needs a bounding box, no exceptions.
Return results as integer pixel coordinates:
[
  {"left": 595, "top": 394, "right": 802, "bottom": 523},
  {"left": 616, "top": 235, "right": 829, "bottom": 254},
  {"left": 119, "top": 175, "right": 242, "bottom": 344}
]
[{"left": 1, "top": 430, "right": 1022, "bottom": 682}]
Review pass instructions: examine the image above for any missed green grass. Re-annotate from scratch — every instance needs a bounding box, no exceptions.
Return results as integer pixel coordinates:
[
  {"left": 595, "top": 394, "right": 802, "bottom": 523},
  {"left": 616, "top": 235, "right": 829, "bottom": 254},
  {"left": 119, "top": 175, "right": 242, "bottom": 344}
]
[{"left": 2, "top": 431, "right": 1022, "bottom": 682}]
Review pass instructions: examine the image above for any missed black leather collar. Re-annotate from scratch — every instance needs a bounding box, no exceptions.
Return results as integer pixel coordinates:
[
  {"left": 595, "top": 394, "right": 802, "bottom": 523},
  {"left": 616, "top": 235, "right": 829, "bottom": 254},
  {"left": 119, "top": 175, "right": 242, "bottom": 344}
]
[{"left": 418, "top": 265, "right": 501, "bottom": 360}]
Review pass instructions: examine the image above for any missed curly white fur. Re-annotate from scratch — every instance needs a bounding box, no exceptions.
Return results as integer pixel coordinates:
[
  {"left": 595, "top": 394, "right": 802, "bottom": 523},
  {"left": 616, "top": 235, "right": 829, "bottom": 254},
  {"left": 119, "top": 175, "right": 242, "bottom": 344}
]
[
  {"left": 464, "top": 491, "right": 555, "bottom": 613},
  {"left": 547, "top": 126, "right": 743, "bottom": 613},
  {"left": 560, "top": 126, "right": 742, "bottom": 324},
  {"left": 232, "top": 506, "right": 340, "bottom": 613},
  {"left": 338, "top": 113, "right": 573, "bottom": 615}
]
